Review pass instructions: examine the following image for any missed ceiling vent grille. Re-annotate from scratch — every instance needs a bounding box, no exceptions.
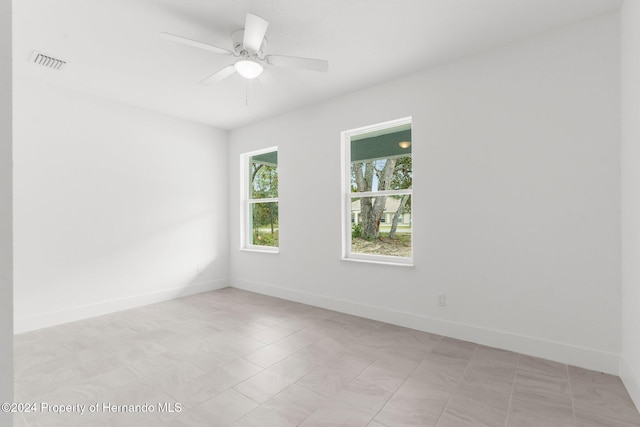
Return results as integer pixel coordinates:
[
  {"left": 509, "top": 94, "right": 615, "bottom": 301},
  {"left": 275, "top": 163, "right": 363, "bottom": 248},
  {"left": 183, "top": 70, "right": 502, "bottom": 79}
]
[{"left": 31, "top": 52, "right": 66, "bottom": 70}]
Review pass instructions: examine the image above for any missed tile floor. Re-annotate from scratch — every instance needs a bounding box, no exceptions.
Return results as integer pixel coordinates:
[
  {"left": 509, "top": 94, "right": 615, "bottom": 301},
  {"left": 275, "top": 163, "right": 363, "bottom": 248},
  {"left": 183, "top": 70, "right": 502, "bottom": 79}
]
[{"left": 13, "top": 288, "right": 640, "bottom": 426}]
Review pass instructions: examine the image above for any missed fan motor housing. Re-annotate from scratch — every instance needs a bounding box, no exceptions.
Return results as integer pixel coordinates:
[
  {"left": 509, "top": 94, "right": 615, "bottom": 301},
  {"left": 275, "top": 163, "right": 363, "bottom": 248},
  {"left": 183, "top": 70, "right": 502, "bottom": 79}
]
[{"left": 232, "top": 29, "right": 266, "bottom": 56}]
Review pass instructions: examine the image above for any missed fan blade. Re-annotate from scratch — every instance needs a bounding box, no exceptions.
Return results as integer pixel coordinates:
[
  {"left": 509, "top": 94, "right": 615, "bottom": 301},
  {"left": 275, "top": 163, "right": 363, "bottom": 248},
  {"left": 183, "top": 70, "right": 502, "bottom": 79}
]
[
  {"left": 161, "top": 32, "right": 233, "bottom": 56},
  {"left": 243, "top": 13, "right": 269, "bottom": 52},
  {"left": 199, "top": 65, "right": 236, "bottom": 86},
  {"left": 267, "top": 55, "right": 328, "bottom": 72}
]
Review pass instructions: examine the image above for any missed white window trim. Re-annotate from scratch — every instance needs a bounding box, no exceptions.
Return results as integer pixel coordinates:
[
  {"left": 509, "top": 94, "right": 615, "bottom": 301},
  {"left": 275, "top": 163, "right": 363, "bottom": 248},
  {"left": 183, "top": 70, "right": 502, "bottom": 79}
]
[
  {"left": 240, "top": 146, "right": 279, "bottom": 253},
  {"left": 341, "top": 117, "right": 413, "bottom": 266}
]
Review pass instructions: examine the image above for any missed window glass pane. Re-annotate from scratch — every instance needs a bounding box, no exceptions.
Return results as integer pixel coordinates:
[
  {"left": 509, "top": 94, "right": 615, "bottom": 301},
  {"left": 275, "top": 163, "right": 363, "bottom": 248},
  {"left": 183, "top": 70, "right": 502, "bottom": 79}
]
[
  {"left": 250, "top": 151, "right": 278, "bottom": 199},
  {"left": 250, "top": 202, "right": 279, "bottom": 247},
  {"left": 351, "top": 195, "right": 412, "bottom": 258},
  {"left": 351, "top": 156, "right": 412, "bottom": 193}
]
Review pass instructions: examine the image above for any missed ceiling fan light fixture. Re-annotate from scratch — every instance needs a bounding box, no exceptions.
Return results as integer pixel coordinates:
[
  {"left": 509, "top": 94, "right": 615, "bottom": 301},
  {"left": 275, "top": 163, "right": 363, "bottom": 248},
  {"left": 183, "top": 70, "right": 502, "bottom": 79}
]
[
  {"left": 161, "top": 12, "right": 328, "bottom": 86},
  {"left": 235, "top": 59, "right": 263, "bottom": 79}
]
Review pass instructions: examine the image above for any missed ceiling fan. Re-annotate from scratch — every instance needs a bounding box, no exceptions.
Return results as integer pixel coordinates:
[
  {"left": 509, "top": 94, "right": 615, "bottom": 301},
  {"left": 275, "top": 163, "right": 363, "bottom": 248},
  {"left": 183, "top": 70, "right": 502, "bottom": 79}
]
[{"left": 161, "top": 13, "right": 329, "bottom": 85}]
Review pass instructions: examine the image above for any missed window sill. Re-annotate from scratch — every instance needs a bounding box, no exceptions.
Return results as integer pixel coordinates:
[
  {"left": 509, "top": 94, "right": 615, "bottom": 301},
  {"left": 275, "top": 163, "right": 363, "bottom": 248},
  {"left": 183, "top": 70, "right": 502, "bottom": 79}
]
[
  {"left": 240, "top": 247, "right": 279, "bottom": 254},
  {"left": 342, "top": 256, "right": 414, "bottom": 267}
]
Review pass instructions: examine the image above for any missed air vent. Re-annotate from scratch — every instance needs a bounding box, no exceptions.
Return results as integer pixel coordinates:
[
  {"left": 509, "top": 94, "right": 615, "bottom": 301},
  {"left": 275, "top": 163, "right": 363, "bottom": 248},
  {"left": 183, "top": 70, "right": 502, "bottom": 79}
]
[{"left": 31, "top": 51, "right": 66, "bottom": 70}]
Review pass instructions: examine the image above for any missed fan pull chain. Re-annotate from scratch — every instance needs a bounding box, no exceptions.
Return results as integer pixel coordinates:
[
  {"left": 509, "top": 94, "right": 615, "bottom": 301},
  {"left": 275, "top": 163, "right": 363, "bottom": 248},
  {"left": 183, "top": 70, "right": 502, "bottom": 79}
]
[
  {"left": 245, "top": 79, "right": 254, "bottom": 108},
  {"left": 245, "top": 79, "right": 256, "bottom": 118},
  {"left": 245, "top": 79, "right": 249, "bottom": 107}
]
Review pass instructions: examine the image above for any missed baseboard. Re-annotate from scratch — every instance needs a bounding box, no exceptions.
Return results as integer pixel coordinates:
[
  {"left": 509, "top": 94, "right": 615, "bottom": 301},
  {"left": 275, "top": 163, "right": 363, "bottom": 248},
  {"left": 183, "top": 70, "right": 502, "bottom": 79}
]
[
  {"left": 620, "top": 356, "right": 640, "bottom": 411},
  {"left": 231, "top": 279, "right": 619, "bottom": 375},
  {"left": 14, "top": 279, "right": 229, "bottom": 334}
]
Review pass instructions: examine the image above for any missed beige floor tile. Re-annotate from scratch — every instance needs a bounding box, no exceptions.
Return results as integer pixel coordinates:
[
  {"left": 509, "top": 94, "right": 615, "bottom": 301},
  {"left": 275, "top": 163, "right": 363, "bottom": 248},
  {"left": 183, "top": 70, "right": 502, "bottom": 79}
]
[
  {"left": 473, "top": 345, "right": 519, "bottom": 362},
  {"left": 13, "top": 288, "right": 640, "bottom": 427},
  {"left": 437, "top": 378, "right": 512, "bottom": 427},
  {"left": 457, "top": 376, "right": 513, "bottom": 407},
  {"left": 14, "top": 363, "right": 80, "bottom": 401},
  {"left": 374, "top": 377, "right": 451, "bottom": 427},
  {"left": 295, "top": 337, "right": 348, "bottom": 364},
  {"left": 354, "top": 329, "right": 434, "bottom": 362},
  {"left": 513, "top": 370, "right": 572, "bottom": 403},
  {"left": 281, "top": 327, "right": 325, "bottom": 349},
  {"left": 232, "top": 384, "right": 326, "bottom": 427},
  {"left": 428, "top": 342, "right": 473, "bottom": 371},
  {"left": 243, "top": 340, "right": 300, "bottom": 368},
  {"left": 437, "top": 408, "right": 502, "bottom": 427},
  {"left": 168, "top": 359, "right": 262, "bottom": 409},
  {"left": 298, "top": 353, "right": 374, "bottom": 397},
  {"left": 437, "top": 337, "right": 478, "bottom": 354},
  {"left": 128, "top": 353, "right": 204, "bottom": 391},
  {"left": 468, "top": 346, "right": 517, "bottom": 379},
  {"left": 223, "top": 321, "right": 271, "bottom": 337},
  {"left": 168, "top": 336, "right": 267, "bottom": 373},
  {"left": 518, "top": 354, "right": 568, "bottom": 378},
  {"left": 166, "top": 408, "right": 212, "bottom": 426},
  {"left": 465, "top": 360, "right": 516, "bottom": 384},
  {"left": 250, "top": 326, "right": 299, "bottom": 344},
  {"left": 568, "top": 365, "right": 622, "bottom": 386},
  {"left": 507, "top": 370, "right": 575, "bottom": 427},
  {"left": 301, "top": 380, "right": 392, "bottom": 427},
  {"left": 234, "top": 355, "right": 319, "bottom": 403},
  {"left": 571, "top": 380, "right": 640, "bottom": 426},
  {"left": 189, "top": 389, "right": 258, "bottom": 426},
  {"left": 506, "top": 396, "right": 575, "bottom": 427},
  {"left": 356, "top": 356, "right": 420, "bottom": 393},
  {"left": 220, "top": 337, "right": 268, "bottom": 358},
  {"left": 410, "top": 358, "right": 465, "bottom": 391},
  {"left": 574, "top": 408, "right": 640, "bottom": 427}
]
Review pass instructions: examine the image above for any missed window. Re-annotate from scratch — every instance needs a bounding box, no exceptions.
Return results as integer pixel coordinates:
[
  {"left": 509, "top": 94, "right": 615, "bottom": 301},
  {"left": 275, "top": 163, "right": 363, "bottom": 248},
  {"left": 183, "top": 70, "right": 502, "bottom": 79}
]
[
  {"left": 241, "top": 147, "right": 279, "bottom": 252},
  {"left": 341, "top": 118, "right": 412, "bottom": 265}
]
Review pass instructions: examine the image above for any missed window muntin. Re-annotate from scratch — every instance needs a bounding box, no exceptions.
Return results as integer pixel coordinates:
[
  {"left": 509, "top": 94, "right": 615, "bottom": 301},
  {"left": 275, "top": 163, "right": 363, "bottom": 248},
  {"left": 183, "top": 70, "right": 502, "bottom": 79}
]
[
  {"left": 342, "top": 118, "right": 412, "bottom": 265},
  {"left": 242, "top": 148, "right": 279, "bottom": 251}
]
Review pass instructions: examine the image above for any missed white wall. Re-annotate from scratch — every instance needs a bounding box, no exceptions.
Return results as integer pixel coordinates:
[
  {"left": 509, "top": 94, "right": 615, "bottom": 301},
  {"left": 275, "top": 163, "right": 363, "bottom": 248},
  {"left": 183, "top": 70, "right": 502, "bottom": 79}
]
[
  {"left": 230, "top": 13, "right": 621, "bottom": 373},
  {"left": 13, "top": 78, "right": 229, "bottom": 332},
  {"left": 620, "top": 0, "right": 640, "bottom": 410},
  {"left": 0, "top": 0, "right": 13, "bottom": 422}
]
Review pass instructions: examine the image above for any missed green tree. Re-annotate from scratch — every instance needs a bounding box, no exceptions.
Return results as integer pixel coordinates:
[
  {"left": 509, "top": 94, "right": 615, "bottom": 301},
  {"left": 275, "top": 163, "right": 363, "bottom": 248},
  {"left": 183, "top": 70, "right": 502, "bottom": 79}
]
[
  {"left": 251, "top": 162, "right": 278, "bottom": 244},
  {"left": 389, "top": 156, "right": 412, "bottom": 238},
  {"left": 352, "top": 156, "right": 412, "bottom": 240}
]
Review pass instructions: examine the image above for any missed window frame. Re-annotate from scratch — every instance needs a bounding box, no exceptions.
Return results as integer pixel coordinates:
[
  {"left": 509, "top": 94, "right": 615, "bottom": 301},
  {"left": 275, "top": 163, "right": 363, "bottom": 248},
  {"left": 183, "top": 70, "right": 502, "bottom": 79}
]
[
  {"left": 240, "top": 146, "right": 279, "bottom": 253},
  {"left": 341, "top": 117, "right": 413, "bottom": 266}
]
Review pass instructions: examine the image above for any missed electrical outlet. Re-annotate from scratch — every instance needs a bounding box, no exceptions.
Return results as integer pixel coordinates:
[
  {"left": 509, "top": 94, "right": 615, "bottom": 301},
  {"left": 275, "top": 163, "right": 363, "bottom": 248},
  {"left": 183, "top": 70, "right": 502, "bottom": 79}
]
[{"left": 437, "top": 294, "right": 446, "bottom": 307}]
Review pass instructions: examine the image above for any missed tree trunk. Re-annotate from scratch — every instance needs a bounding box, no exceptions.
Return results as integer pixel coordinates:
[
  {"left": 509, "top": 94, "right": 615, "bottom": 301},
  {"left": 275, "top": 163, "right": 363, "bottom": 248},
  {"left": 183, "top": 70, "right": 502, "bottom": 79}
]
[
  {"left": 360, "top": 197, "right": 376, "bottom": 238},
  {"left": 354, "top": 159, "right": 397, "bottom": 240},
  {"left": 389, "top": 194, "right": 409, "bottom": 238},
  {"left": 251, "top": 164, "right": 263, "bottom": 188},
  {"left": 369, "top": 159, "right": 397, "bottom": 238},
  {"left": 354, "top": 162, "right": 378, "bottom": 239}
]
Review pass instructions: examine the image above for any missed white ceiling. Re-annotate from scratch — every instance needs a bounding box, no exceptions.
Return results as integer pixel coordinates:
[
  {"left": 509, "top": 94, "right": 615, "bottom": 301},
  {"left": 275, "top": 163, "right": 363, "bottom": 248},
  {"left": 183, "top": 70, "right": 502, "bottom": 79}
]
[{"left": 13, "top": 0, "right": 621, "bottom": 130}]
